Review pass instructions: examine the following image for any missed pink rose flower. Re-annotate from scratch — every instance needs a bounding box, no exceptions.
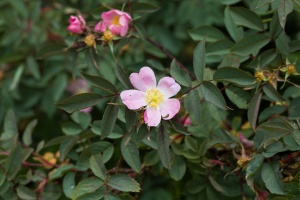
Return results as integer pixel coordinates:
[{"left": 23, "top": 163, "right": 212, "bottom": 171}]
[
  {"left": 94, "top": 9, "right": 132, "bottom": 36},
  {"left": 67, "top": 78, "right": 92, "bottom": 113},
  {"left": 120, "top": 67, "right": 181, "bottom": 127},
  {"left": 67, "top": 15, "right": 86, "bottom": 34}
]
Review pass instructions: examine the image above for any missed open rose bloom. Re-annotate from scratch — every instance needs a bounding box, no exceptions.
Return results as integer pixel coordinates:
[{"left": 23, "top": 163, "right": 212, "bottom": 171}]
[
  {"left": 120, "top": 67, "right": 181, "bottom": 127},
  {"left": 67, "top": 15, "right": 86, "bottom": 34},
  {"left": 94, "top": 9, "right": 132, "bottom": 36}
]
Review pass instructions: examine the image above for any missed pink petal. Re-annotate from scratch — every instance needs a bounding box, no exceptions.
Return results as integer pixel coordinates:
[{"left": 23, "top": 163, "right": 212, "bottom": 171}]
[
  {"left": 102, "top": 10, "right": 118, "bottom": 22},
  {"left": 157, "top": 77, "right": 181, "bottom": 99},
  {"left": 119, "top": 15, "right": 131, "bottom": 26},
  {"left": 120, "top": 25, "right": 129, "bottom": 36},
  {"left": 130, "top": 67, "right": 156, "bottom": 92},
  {"left": 120, "top": 90, "right": 146, "bottom": 110},
  {"left": 109, "top": 25, "right": 123, "bottom": 35},
  {"left": 94, "top": 21, "right": 106, "bottom": 33},
  {"left": 78, "top": 15, "right": 86, "bottom": 26},
  {"left": 144, "top": 107, "right": 161, "bottom": 127},
  {"left": 160, "top": 99, "right": 180, "bottom": 120}
]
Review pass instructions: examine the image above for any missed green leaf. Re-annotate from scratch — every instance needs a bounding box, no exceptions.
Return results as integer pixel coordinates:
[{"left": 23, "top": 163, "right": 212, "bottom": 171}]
[
  {"left": 169, "top": 117, "right": 190, "bottom": 135},
  {"left": 121, "top": 136, "right": 141, "bottom": 173},
  {"left": 225, "top": 86, "right": 250, "bottom": 109},
  {"left": 224, "top": 6, "right": 244, "bottom": 42},
  {"left": 246, "top": 154, "right": 264, "bottom": 179},
  {"left": 5, "top": 146, "right": 24, "bottom": 180},
  {"left": 208, "top": 176, "right": 225, "bottom": 193},
  {"left": 170, "top": 59, "right": 191, "bottom": 87},
  {"left": 61, "top": 122, "right": 82, "bottom": 135},
  {"left": 88, "top": 142, "right": 114, "bottom": 163},
  {"left": 76, "top": 186, "right": 106, "bottom": 200},
  {"left": 213, "top": 67, "right": 256, "bottom": 87},
  {"left": 188, "top": 26, "right": 226, "bottom": 42},
  {"left": 261, "top": 162, "right": 285, "bottom": 195},
  {"left": 107, "top": 174, "right": 141, "bottom": 192},
  {"left": 276, "top": 31, "right": 290, "bottom": 55},
  {"left": 63, "top": 172, "right": 76, "bottom": 198},
  {"left": 22, "top": 119, "right": 38, "bottom": 146},
  {"left": 259, "top": 105, "right": 286, "bottom": 122},
  {"left": 169, "top": 155, "right": 186, "bottom": 181},
  {"left": 157, "top": 124, "right": 170, "bottom": 168},
  {"left": 188, "top": 90, "right": 201, "bottom": 125},
  {"left": 100, "top": 97, "right": 120, "bottom": 140},
  {"left": 229, "top": 7, "right": 264, "bottom": 30},
  {"left": 9, "top": 0, "right": 28, "bottom": 17},
  {"left": 291, "top": 130, "right": 300, "bottom": 145},
  {"left": 256, "top": 0, "right": 276, "bottom": 8},
  {"left": 0, "top": 181, "right": 10, "bottom": 195},
  {"left": 270, "top": 12, "right": 282, "bottom": 38},
  {"left": 248, "top": 92, "right": 262, "bottom": 129},
  {"left": 131, "top": 2, "right": 160, "bottom": 13},
  {"left": 278, "top": 0, "right": 293, "bottom": 29},
  {"left": 200, "top": 81, "right": 227, "bottom": 110},
  {"left": 89, "top": 154, "right": 107, "bottom": 180},
  {"left": 72, "top": 177, "right": 104, "bottom": 200},
  {"left": 144, "top": 150, "right": 160, "bottom": 166},
  {"left": 125, "top": 109, "right": 137, "bottom": 132},
  {"left": 186, "top": 179, "right": 207, "bottom": 194},
  {"left": 71, "top": 112, "right": 91, "bottom": 130},
  {"left": 221, "top": 0, "right": 241, "bottom": 4},
  {"left": 247, "top": 49, "right": 278, "bottom": 69},
  {"left": 1, "top": 109, "right": 18, "bottom": 140},
  {"left": 26, "top": 56, "right": 41, "bottom": 80},
  {"left": 81, "top": 72, "right": 117, "bottom": 94},
  {"left": 57, "top": 93, "right": 103, "bottom": 113},
  {"left": 60, "top": 136, "right": 78, "bottom": 161},
  {"left": 9, "top": 65, "right": 24, "bottom": 91},
  {"left": 103, "top": 193, "right": 121, "bottom": 200},
  {"left": 0, "top": 168, "right": 6, "bottom": 187},
  {"left": 193, "top": 38, "right": 206, "bottom": 82},
  {"left": 230, "top": 33, "right": 270, "bottom": 56},
  {"left": 49, "top": 164, "right": 73, "bottom": 181},
  {"left": 263, "top": 83, "right": 285, "bottom": 102},
  {"left": 16, "top": 185, "right": 37, "bottom": 200},
  {"left": 206, "top": 40, "right": 234, "bottom": 56},
  {"left": 114, "top": 62, "right": 132, "bottom": 89}
]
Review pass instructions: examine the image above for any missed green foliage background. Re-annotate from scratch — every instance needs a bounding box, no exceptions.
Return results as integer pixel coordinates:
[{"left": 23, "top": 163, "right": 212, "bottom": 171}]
[{"left": 1, "top": 0, "right": 300, "bottom": 199}]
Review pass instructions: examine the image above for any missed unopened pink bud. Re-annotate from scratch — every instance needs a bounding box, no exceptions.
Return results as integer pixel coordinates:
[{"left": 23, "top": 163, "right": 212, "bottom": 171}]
[
  {"left": 67, "top": 15, "right": 86, "bottom": 34},
  {"left": 239, "top": 133, "right": 254, "bottom": 148}
]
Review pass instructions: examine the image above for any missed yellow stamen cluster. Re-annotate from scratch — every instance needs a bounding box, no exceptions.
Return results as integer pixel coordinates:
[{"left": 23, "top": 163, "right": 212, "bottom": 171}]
[
  {"left": 84, "top": 35, "right": 95, "bottom": 47},
  {"left": 102, "top": 30, "right": 114, "bottom": 42},
  {"left": 112, "top": 15, "right": 120, "bottom": 26},
  {"left": 254, "top": 71, "right": 266, "bottom": 82},
  {"left": 237, "top": 156, "right": 251, "bottom": 170},
  {"left": 287, "top": 64, "right": 296, "bottom": 74},
  {"left": 145, "top": 88, "right": 164, "bottom": 109}
]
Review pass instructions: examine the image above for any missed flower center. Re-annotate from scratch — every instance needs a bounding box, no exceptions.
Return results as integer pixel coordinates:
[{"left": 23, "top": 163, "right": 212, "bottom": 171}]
[
  {"left": 102, "top": 30, "right": 114, "bottom": 42},
  {"left": 254, "top": 71, "right": 265, "bottom": 82},
  {"left": 111, "top": 15, "right": 120, "bottom": 26},
  {"left": 84, "top": 35, "right": 95, "bottom": 47},
  {"left": 145, "top": 88, "right": 164, "bottom": 109},
  {"left": 287, "top": 64, "right": 296, "bottom": 74}
]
